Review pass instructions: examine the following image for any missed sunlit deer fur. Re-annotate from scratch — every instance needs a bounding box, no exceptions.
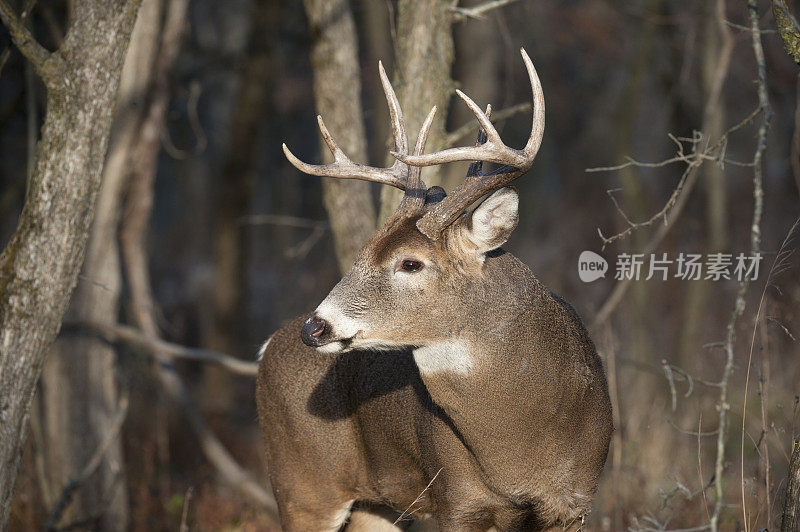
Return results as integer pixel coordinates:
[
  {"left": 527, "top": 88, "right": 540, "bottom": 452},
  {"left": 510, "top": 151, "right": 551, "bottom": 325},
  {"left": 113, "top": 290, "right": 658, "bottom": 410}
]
[{"left": 256, "top": 49, "right": 612, "bottom": 532}]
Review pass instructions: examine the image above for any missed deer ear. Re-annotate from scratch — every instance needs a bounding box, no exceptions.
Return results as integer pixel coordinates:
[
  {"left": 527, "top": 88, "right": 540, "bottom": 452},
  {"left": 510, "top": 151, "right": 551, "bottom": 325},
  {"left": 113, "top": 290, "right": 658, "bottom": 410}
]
[{"left": 465, "top": 187, "right": 519, "bottom": 255}]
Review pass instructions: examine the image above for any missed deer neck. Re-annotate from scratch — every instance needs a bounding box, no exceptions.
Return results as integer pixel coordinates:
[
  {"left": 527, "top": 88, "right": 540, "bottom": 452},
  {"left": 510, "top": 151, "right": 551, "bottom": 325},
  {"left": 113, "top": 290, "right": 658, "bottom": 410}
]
[{"left": 412, "top": 253, "right": 549, "bottom": 448}]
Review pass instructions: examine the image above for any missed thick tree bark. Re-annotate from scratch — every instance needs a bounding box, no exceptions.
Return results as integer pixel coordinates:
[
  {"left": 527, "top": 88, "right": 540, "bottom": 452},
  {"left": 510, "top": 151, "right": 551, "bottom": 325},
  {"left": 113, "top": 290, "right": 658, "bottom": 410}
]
[
  {"left": 378, "top": 0, "right": 455, "bottom": 222},
  {"left": 35, "top": 1, "right": 164, "bottom": 528},
  {"left": 784, "top": 440, "right": 800, "bottom": 531},
  {"left": 0, "top": 0, "right": 142, "bottom": 526},
  {"left": 303, "top": 0, "right": 377, "bottom": 273}
]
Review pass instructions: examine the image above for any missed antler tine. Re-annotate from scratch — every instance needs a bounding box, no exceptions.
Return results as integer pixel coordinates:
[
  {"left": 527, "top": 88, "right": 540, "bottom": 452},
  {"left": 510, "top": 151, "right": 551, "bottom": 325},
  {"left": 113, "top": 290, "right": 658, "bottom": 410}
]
[
  {"left": 394, "top": 48, "right": 543, "bottom": 170},
  {"left": 378, "top": 61, "right": 409, "bottom": 159},
  {"left": 282, "top": 61, "right": 420, "bottom": 191},
  {"left": 405, "top": 48, "right": 545, "bottom": 239},
  {"left": 521, "top": 48, "right": 546, "bottom": 156},
  {"left": 465, "top": 104, "right": 491, "bottom": 178},
  {"left": 398, "top": 105, "right": 437, "bottom": 210},
  {"left": 413, "top": 106, "right": 437, "bottom": 157}
]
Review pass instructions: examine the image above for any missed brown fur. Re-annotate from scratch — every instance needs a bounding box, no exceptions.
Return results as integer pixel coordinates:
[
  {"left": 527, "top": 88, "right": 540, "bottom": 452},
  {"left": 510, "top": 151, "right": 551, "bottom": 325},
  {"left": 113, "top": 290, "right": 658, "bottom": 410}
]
[{"left": 256, "top": 200, "right": 613, "bottom": 531}]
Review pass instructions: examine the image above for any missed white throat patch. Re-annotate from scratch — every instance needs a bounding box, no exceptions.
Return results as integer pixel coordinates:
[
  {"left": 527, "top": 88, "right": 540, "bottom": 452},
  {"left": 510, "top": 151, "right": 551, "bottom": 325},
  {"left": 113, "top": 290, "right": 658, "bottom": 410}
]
[{"left": 413, "top": 340, "right": 472, "bottom": 375}]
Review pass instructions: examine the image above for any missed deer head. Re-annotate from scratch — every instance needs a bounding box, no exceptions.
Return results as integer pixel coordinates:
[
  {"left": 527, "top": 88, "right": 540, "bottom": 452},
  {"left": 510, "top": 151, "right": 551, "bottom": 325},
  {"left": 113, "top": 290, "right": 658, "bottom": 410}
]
[{"left": 283, "top": 48, "right": 545, "bottom": 360}]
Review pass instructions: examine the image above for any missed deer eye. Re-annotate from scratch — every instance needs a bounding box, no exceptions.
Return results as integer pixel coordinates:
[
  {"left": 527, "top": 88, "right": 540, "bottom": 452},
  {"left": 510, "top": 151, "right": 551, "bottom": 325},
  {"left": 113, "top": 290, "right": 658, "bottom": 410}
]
[{"left": 396, "top": 259, "right": 423, "bottom": 273}]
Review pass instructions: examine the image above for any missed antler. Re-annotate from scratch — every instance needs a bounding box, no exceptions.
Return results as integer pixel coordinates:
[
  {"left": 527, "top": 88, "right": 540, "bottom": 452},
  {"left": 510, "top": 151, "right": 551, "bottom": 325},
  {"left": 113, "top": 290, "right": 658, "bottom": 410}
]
[
  {"left": 395, "top": 48, "right": 545, "bottom": 239},
  {"left": 282, "top": 62, "right": 434, "bottom": 203}
]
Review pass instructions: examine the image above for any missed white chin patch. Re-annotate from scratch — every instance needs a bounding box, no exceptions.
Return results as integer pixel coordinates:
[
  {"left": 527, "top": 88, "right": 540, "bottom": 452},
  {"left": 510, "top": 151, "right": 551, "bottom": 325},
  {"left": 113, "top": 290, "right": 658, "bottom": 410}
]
[
  {"left": 317, "top": 341, "right": 346, "bottom": 354},
  {"left": 413, "top": 340, "right": 472, "bottom": 375},
  {"left": 315, "top": 300, "right": 367, "bottom": 339}
]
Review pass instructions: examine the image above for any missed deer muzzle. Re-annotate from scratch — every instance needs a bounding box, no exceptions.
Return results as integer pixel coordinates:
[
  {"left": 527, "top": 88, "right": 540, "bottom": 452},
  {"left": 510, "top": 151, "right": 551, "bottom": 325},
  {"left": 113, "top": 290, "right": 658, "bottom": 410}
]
[{"left": 300, "top": 314, "right": 330, "bottom": 347}]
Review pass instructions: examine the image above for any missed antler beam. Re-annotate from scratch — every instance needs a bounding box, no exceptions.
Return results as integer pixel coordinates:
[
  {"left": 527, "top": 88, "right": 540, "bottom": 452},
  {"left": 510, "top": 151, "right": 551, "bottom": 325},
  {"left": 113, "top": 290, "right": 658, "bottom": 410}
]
[
  {"left": 283, "top": 62, "right": 434, "bottom": 194},
  {"left": 396, "top": 48, "right": 545, "bottom": 239}
]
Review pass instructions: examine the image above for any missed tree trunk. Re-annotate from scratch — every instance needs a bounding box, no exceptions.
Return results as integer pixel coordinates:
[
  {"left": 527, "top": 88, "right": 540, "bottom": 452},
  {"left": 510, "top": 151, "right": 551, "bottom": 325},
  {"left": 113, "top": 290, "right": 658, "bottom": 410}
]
[
  {"left": 784, "top": 439, "right": 800, "bottom": 532},
  {"left": 35, "top": 1, "right": 164, "bottom": 527},
  {"left": 378, "top": 0, "right": 455, "bottom": 222},
  {"left": 359, "top": 0, "right": 394, "bottom": 169},
  {"left": 0, "top": 0, "right": 142, "bottom": 526},
  {"left": 204, "top": 0, "right": 281, "bottom": 408},
  {"left": 679, "top": 0, "right": 731, "bottom": 364},
  {"left": 447, "top": 0, "right": 500, "bottom": 192},
  {"left": 115, "top": 0, "right": 279, "bottom": 517},
  {"left": 303, "top": 0, "right": 377, "bottom": 273}
]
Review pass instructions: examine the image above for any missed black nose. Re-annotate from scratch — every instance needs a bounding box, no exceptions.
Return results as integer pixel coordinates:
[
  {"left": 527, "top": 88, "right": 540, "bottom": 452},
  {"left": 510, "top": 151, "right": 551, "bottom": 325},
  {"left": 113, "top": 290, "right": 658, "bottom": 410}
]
[{"left": 301, "top": 315, "right": 329, "bottom": 347}]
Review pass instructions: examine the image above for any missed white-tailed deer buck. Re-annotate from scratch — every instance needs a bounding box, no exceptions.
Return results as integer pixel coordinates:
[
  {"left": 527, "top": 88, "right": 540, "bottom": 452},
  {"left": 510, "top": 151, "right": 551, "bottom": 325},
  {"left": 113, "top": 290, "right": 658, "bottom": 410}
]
[{"left": 256, "top": 49, "right": 612, "bottom": 532}]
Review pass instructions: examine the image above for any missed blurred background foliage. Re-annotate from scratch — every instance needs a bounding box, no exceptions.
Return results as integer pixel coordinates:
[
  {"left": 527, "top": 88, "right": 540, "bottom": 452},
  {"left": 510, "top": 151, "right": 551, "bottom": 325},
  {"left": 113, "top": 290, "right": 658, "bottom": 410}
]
[{"left": 1, "top": 0, "right": 800, "bottom": 529}]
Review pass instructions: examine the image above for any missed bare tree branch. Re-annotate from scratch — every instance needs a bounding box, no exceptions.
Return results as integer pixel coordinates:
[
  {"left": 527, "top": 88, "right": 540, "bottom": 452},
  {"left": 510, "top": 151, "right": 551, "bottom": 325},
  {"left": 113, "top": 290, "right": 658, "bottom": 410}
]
[
  {"left": 63, "top": 321, "right": 259, "bottom": 377},
  {"left": 111, "top": 0, "right": 278, "bottom": 521},
  {"left": 0, "top": 0, "right": 62, "bottom": 84},
  {"left": 451, "top": 0, "right": 518, "bottom": 22},
  {"left": 591, "top": 0, "right": 738, "bottom": 329},
  {"left": 0, "top": 0, "right": 36, "bottom": 80},
  {"left": 589, "top": 107, "right": 760, "bottom": 250}
]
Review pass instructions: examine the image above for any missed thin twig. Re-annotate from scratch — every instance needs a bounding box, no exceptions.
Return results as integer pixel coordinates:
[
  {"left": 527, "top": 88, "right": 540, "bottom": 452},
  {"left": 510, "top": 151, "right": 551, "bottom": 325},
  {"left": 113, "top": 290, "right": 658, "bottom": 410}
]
[
  {"left": 590, "top": 106, "right": 760, "bottom": 249},
  {"left": 663, "top": 359, "right": 678, "bottom": 412},
  {"left": 667, "top": 419, "right": 719, "bottom": 438},
  {"left": 393, "top": 468, "right": 442, "bottom": 524},
  {"left": 238, "top": 214, "right": 330, "bottom": 259},
  {"left": 699, "top": 413, "right": 711, "bottom": 521},
  {"left": 591, "top": 0, "right": 741, "bottom": 328},
  {"left": 738, "top": 220, "right": 798, "bottom": 531},
  {"left": 723, "top": 19, "right": 778, "bottom": 33}
]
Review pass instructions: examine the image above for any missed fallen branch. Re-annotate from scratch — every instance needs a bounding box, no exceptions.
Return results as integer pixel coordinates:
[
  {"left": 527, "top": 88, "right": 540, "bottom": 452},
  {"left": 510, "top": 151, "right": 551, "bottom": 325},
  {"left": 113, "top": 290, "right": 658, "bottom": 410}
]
[{"left": 157, "top": 361, "right": 278, "bottom": 516}]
